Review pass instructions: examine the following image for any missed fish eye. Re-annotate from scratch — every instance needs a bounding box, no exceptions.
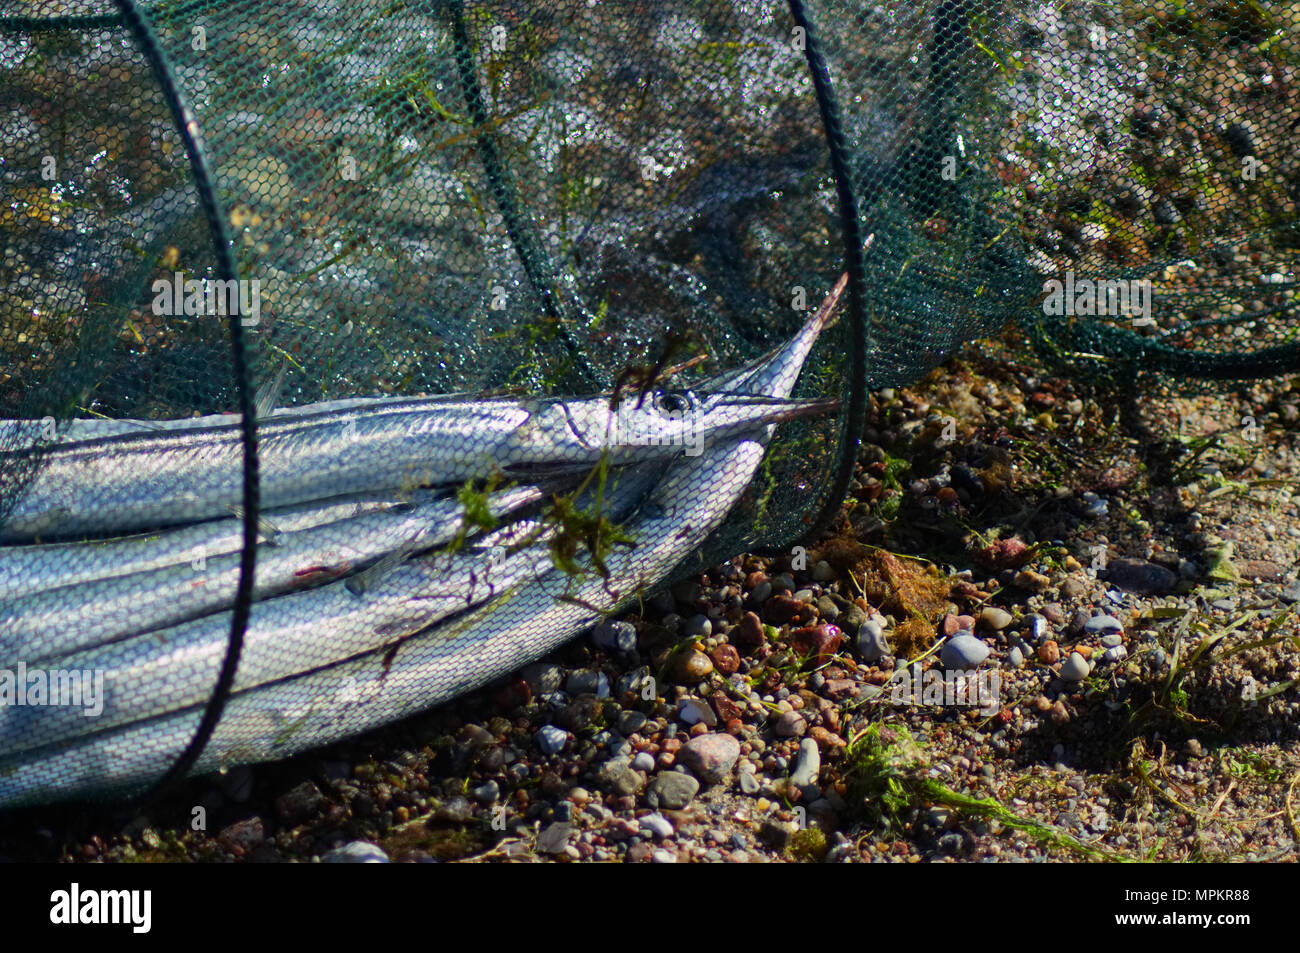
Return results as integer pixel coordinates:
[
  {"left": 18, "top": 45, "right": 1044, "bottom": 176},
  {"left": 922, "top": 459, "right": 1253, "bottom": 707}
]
[{"left": 651, "top": 390, "right": 694, "bottom": 416}]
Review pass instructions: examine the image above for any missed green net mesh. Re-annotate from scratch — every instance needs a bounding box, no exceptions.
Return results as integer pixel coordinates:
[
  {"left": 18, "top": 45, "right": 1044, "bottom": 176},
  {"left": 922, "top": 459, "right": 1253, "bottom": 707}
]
[{"left": 0, "top": 0, "right": 1296, "bottom": 807}]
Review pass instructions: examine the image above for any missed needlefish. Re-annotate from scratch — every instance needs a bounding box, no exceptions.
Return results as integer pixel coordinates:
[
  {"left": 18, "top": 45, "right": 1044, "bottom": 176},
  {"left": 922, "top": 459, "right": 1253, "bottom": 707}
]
[
  {"left": 0, "top": 465, "right": 664, "bottom": 760},
  {"left": 0, "top": 387, "right": 834, "bottom": 542},
  {"left": 0, "top": 256, "right": 856, "bottom": 806},
  {"left": 0, "top": 482, "right": 548, "bottom": 666}
]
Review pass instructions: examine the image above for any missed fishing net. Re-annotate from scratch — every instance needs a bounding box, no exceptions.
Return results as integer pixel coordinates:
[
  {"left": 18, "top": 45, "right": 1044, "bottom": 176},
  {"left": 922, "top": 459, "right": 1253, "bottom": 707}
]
[{"left": 0, "top": 0, "right": 1296, "bottom": 806}]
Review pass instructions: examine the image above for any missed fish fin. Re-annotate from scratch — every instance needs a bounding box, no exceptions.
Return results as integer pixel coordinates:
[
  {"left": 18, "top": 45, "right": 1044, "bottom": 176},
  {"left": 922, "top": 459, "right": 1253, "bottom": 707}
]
[
  {"left": 228, "top": 503, "right": 284, "bottom": 546},
  {"left": 346, "top": 546, "right": 410, "bottom": 596},
  {"left": 254, "top": 361, "right": 289, "bottom": 421}
]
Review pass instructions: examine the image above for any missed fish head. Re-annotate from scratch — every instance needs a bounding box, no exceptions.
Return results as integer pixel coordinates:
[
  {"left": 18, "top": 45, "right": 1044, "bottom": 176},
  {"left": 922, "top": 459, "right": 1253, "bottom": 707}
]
[{"left": 555, "top": 388, "right": 836, "bottom": 460}]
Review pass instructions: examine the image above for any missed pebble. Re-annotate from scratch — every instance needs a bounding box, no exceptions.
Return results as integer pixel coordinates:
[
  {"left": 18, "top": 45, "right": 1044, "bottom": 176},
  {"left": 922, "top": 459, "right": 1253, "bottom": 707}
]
[
  {"left": 565, "top": 669, "right": 609, "bottom": 697},
  {"left": 739, "top": 772, "right": 761, "bottom": 795},
  {"left": 675, "top": 648, "right": 715, "bottom": 681},
  {"left": 632, "top": 751, "right": 656, "bottom": 772},
  {"left": 789, "top": 624, "right": 843, "bottom": 665},
  {"left": 322, "top": 841, "right": 390, "bottom": 863},
  {"left": 646, "top": 772, "right": 700, "bottom": 810},
  {"left": 1007, "top": 646, "right": 1025, "bottom": 668},
  {"left": 678, "top": 698, "right": 718, "bottom": 727},
  {"left": 839, "top": 603, "right": 868, "bottom": 635},
  {"left": 1103, "top": 557, "right": 1177, "bottom": 594},
  {"left": 640, "top": 813, "right": 674, "bottom": 839},
  {"left": 790, "top": 738, "right": 821, "bottom": 790},
  {"left": 592, "top": 620, "right": 638, "bottom": 653},
  {"left": 521, "top": 663, "right": 565, "bottom": 695},
  {"left": 471, "top": 780, "right": 500, "bottom": 803},
  {"left": 652, "top": 849, "right": 677, "bottom": 863},
  {"left": 535, "top": 725, "right": 568, "bottom": 754},
  {"left": 1084, "top": 615, "right": 1124, "bottom": 636},
  {"left": 679, "top": 732, "right": 741, "bottom": 783},
  {"left": 980, "top": 607, "right": 1013, "bottom": 631},
  {"left": 683, "top": 614, "right": 713, "bottom": 638},
  {"left": 734, "top": 611, "right": 767, "bottom": 650},
  {"left": 1021, "top": 613, "right": 1048, "bottom": 642},
  {"left": 774, "top": 710, "right": 808, "bottom": 737},
  {"left": 1038, "top": 640, "right": 1060, "bottom": 664},
  {"left": 619, "top": 710, "right": 648, "bottom": 735},
  {"left": 1060, "top": 652, "right": 1091, "bottom": 681},
  {"left": 941, "top": 633, "right": 991, "bottom": 668},
  {"left": 857, "top": 619, "right": 890, "bottom": 661},
  {"left": 812, "top": 560, "right": 835, "bottom": 582},
  {"left": 1281, "top": 581, "right": 1300, "bottom": 604},
  {"left": 1100, "top": 633, "right": 1124, "bottom": 648},
  {"left": 536, "top": 822, "right": 574, "bottom": 854}
]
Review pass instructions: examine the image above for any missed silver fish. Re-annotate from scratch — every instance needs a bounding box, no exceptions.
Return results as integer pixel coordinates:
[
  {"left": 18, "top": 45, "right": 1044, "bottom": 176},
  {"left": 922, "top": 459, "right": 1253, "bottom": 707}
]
[
  {"left": 0, "top": 490, "right": 422, "bottom": 602},
  {"left": 0, "top": 261, "right": 847, "bottom": 806},
  {"left": 0, "top": 467, "right": 657, "bottom": 760},
  {"left": 0, "top": 389, "right": 832, "bottom": 542},
  {"left": 0, "top": 483, "right": 546, "bottom": 666}
]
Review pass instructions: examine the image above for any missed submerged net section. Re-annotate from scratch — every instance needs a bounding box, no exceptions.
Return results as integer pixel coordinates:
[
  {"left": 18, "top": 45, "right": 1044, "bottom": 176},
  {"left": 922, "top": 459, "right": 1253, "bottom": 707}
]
[{"left": 0, "top": 0, "right": 1296, "bottom": 806}]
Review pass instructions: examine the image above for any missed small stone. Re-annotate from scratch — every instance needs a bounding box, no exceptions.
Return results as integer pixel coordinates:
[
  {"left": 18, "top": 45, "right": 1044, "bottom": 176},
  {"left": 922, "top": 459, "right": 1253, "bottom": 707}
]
[
  {"left": 1083, "top": 614, "right": 1124, "bottom": 636},
  {"left": 677, "top": 697, "right": 717, "bottom": 727},
  {"left": 1103, "top": 558, "right": 1177, "bottom": 594},
  {"left": 679, "top": 732, "right": 741, "bottom": 784},
  {"left": 472, "top": 780, "right": 500, "bottom": 803},
  {"left": 651, "top": 849, "right": 677, "bottom": 863},
  {"left": 646, "top": 772, "right": 699, "bottom": 810},
  {"left": 765, "top": 593, "right": 811, "bottom": 625},
  {"left": 322, "top": 841, "right": 389, "bottom": 863},
  {"left": 217, "top": 817, "right": 266, "bottom": 854},
  {"left": 739, "top": 772, "right": 761, "bottom": 795},
  {"left": 816, "top": 595, "right": 840, "bottom": 622},
  {"left": 839, "top": 603, "right": 868, "bottom": 635},
  {"left": 941, "top": 633, "right": 991, "bottom": 669},
  {"left": 1014, "top": 570, "right": 1050, "bottom": 592},
  {"left": 856, "top": 619, "right": 889, "bottom": 661},
  {"left": 683, "top": 614, "right": 713, "bottom": 638},
  {"left": 275, "top": 781, "right": 325, "bottom": 824},
  {"left": 759, "top": 817, "right": 795, "bottom": 849},
  {"left": 1103, "top": 645, "right": 1128, "bottom": 663},
  {"left": 1100, "top": 633, "right": 1124, "bottom": 648},
  {"left": 709, "top": 644, "right": 741, "bottom": 675},
  {"left": 521, "top": 662, "right": 565, "bottom": 694},
  {"left": 618, "top": 710, "right": 648, "bottom": 734},
  {"left": 592, "top": 620, "right": 638, "bottom": 653},
  {"left": 1007, "top": 646, "right": 1024, "bottom": 668},
  {"left": 535, "top": 725, "right": 568, "bottom": 754},
  {"left": 536, "top": 822, "right": 574, "bottom": 854},
  {"left": 980, "top": 607, "right": 1013, "bottom": 631},
  {"left": 1060, "top": 652, "right": 1090, "bottom": 681},
  {"left": 640, "top": 813, "right": 674, "bottom": 839},
  {"left": 774, "top": 710, "right": 808, "bottom": 737},
  {"left": 789, "top": 624, "right": 843, "bottom": 665},
  {"left": 812, "top": 560, "right": 835, "bottom": 582},
  {"left": 1281, "top": 581, "right": 1300, "bottom": 604},
  {"left": 1050, "top": 700, "right": 1071, "bottom": 725},
  {"left": 675, "top": 648, "right": 714, "bottom": 682},
  {"left": 1038, "top": 640, "right": 1060, "bottom": 664},
  {"left": 565, "top": 669, "right": 609, "bottom": 697},
  {"left": 734, "top": 611, "right": 767, "bottom": 651},
  {"left": 790, "top": 738, "right": 821, "bottom": 790},
  {"left": 632, "top": 751, "right": 656, "bottom": 772}
]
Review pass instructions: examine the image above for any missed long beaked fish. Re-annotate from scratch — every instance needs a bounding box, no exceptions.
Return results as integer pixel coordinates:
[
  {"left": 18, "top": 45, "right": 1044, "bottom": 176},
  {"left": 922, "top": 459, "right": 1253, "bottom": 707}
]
[
  {"left": 0, "top": 482, "right": 546, "bottom": 666},
  {"left": 0, "top": 263, "right": 849, "bottom": 807},
  {"left": 0, "top": 388, "right": 833, "bottom": 542}
]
